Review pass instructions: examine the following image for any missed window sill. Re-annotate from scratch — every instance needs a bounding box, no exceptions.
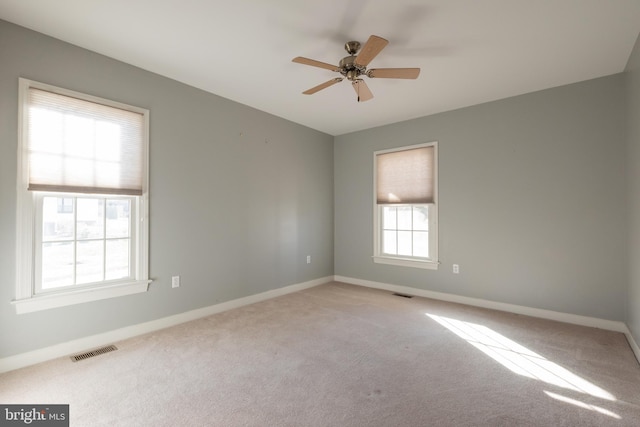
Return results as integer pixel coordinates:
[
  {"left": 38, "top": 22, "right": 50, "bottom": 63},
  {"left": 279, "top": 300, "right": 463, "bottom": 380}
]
[
  {"left": 373, "top": 256, "right": 439, "bottom": 270},
  {"left": 12, "top": 280, "right": 151, "bottom": 314}
]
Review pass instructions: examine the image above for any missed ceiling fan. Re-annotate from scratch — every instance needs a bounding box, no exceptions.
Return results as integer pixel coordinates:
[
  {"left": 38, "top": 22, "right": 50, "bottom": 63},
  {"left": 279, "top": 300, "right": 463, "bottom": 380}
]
[{"left": 292, "top": 35, "right": 420, "bottom": 102}]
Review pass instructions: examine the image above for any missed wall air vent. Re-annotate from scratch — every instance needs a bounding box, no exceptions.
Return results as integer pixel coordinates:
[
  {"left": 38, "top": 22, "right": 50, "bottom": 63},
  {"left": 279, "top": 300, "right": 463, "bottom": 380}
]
[{"left": 70, "top": 345, "right": 118, "bottom": 362}]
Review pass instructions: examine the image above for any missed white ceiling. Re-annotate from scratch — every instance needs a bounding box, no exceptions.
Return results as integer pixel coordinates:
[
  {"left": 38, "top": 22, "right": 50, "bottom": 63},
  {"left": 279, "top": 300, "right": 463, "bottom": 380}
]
[{"left": 1, "top": 0, "right": 639, "bottom": 136}]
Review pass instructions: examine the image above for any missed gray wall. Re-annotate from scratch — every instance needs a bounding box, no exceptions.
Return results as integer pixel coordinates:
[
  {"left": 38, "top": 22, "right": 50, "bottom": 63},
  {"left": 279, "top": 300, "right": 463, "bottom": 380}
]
[
  {"left": 0, "top": 20, "right": 334, "bottom": 358},
  {"left": 335, "top": 74, "right": 628, "bottom": 321},
  {"left": 627, "top": 34, "right": 640, "bottom": 345}
]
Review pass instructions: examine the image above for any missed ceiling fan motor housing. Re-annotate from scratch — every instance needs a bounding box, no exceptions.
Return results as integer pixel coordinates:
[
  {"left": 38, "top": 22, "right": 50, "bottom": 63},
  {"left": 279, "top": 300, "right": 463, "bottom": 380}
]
[{"left": 339, "top": 55, "right": 365, "bottom": 80}]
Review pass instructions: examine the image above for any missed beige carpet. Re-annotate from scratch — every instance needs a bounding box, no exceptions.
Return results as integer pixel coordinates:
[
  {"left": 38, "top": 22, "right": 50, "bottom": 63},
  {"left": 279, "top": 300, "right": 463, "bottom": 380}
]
[{"left": 1, "top": 282, "right": 639, "bottom": 426}]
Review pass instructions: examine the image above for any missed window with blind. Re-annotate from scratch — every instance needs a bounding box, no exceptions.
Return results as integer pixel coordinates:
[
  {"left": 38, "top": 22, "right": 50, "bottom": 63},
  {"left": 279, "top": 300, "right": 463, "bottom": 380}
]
[
  {"left": 373, "top": 142, "right": 438, "bottom": 269},
  {"left": 14, "top": 79, "right": 150, "bottom": 314}
]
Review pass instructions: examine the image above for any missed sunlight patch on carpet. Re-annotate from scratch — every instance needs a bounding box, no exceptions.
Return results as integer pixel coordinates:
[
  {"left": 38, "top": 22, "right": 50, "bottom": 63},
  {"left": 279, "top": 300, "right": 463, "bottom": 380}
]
[
  {"left": 544, "top": 391, "right": 621, "bottom": 419},
  {"left": 425, "top": 313, "right": 616, "bottom": 402}
]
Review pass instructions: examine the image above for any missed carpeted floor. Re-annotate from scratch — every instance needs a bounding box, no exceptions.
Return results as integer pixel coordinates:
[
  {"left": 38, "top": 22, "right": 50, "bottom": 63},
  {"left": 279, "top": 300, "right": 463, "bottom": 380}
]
[{"left": 1, "top": 282, "right": 639, "bottom": 426}]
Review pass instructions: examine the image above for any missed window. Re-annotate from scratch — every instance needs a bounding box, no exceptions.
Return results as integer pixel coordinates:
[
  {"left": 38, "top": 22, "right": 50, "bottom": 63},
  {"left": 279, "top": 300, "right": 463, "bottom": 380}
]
[
  {"left": 37, "top": 195, "right": 134, "bottom": 292},
  {"left": 373, "top": 142, "right": 438, "bottom": 269},
  {"left": 14, "top": 79, "right": 150, "bottom": 314}
]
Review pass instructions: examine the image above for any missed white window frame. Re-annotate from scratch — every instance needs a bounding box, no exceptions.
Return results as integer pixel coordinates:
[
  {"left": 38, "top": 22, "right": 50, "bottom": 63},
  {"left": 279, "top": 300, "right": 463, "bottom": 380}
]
[
  {"left": 373, "top": 142, "right": 439, "bottom": 270},
  {"left": 13, "top": 78, "right": 150, "bottom": 314}
]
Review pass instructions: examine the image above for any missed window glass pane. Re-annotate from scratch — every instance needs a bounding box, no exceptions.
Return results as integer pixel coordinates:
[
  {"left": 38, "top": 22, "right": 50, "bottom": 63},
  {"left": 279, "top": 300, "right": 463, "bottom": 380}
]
[
  {"left": 77, "top": 198, "right": 104, "bottom": 240},
  {"left": 42, "top": 197, "right": 74, "bottom": 242},
  {"left": 38, "top": 194, "right": 137, "bottom": 292},
  {"left": 42, "top": 241, "right": 74, "bottom": 289},
  {"left": 382, "top": 206, "right": 396, "bottom": 229},
  {"left": 413, "top": 206, "right": 429, "bottom": 231},
  {"left": 397, "top": 206, "right": 412, "bottom": 230},
  {"left": 383, "top": 230, "right": 397, "bottom": 254},
  {"left": 397, "top": 231, "right": 412, "bottom": 256},
  {"left": 76, "top": 240, "right": 104, "bottom": 284},
  {"left": 57, "top": 198, "right": 73, "bottom": 213},
  {"left": 413, "top": 231, "right": 429, "bottom": 258},
  {"left": 106, "top": 239, "right": 130, "bottom": 280},
  {"left": 106, "top": 199, "right": 131, "bottom": 238}
]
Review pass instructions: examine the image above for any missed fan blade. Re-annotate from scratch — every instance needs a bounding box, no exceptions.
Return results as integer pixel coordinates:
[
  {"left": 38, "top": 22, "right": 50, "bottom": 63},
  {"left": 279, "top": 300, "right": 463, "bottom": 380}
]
[
  {"left": 303, "top": 78, "right": 344, "bottom": 95},
  {"left": 292, "top": 57, "right": 340, "bottom": 72},
  {"left": 354, "top": 35, "right": 389, "bottom": 67},
  {"left": 352, "top": 79, "right": 373, "bottom": 102},
  {"left": 367, "top": 68, "right": 420, "bottom": 79}
]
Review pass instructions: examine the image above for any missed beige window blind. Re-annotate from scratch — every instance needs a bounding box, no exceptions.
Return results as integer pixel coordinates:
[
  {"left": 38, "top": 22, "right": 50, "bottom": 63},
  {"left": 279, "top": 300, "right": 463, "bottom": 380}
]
[
  {"left": 26, "top": 87, "right": 145, "bottom": 195},
  {"left": 376, "top": 146, "right": 434, "bottom": 204}
]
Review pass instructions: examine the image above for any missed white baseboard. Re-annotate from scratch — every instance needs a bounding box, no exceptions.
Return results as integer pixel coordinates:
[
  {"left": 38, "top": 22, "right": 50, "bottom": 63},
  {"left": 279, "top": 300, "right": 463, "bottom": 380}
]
[
  {"left": 0, "top": 276, "right": 332, "bottom": 374},
  {"left": 334, "top": 275, "right": 629, "bottom": 333},
  {"left": 626, "top": 330, "right": 640, "bottom": 365}
]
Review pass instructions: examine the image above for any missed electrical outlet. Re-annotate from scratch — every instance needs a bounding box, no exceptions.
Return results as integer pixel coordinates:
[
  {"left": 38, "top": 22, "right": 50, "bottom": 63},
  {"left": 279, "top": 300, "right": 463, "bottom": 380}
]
[
  {"left": 453, "top": 264, "right": 460, "bottom": 274},
  {"left": 172, "top": 276, "right": 180, "bottom": 288},
  {"left": 306, "top": 255, "right": 311, "bottom": 264}
]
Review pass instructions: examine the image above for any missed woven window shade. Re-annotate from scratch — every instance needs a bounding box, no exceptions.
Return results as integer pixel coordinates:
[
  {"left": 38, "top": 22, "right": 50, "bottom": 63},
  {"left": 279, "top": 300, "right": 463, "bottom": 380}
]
[
  {"left": 26, "top": 88, "right": 145, "bottom": 195},
  {"left": 376, "top": 146, "right": 434, "bottom": 204}
]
